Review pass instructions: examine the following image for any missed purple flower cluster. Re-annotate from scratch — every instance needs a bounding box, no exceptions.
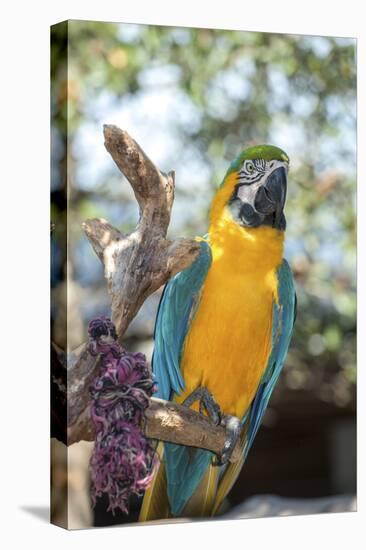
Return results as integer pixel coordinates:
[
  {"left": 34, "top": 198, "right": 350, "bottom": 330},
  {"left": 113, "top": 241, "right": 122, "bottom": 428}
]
[{"left": 88, "top": 316, "right": 159, "bottom": 514}]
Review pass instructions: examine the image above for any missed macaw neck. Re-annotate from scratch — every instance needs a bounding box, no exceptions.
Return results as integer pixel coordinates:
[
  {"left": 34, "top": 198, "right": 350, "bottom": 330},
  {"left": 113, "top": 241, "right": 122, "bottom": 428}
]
[{"left": 208, "top": 206, "right": 285, "bottom": 274}]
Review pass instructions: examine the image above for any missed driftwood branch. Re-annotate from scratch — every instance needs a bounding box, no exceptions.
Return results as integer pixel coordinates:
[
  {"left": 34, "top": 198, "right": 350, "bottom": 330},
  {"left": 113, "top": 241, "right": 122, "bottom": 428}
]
[
  {"left": 52, "top": 126, "right": 239, "bottom": 463},
  {"left": 83, "top": 125, "right": 200, "bottom": 338}
]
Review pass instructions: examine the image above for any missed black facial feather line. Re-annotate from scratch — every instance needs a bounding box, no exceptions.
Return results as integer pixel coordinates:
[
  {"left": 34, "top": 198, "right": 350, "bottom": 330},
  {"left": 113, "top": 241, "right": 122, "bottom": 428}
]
[{"left": 238, "top": 158, "right": 267, "bottom": 185}]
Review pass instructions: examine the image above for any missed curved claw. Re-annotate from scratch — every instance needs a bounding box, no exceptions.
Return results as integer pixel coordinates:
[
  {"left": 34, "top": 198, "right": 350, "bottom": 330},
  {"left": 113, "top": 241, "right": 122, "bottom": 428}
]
[
  {"left": 211, "top": 415, "right": 241, "bottom": 466},
  {"left": 206, "top": 399, "right": 221, "bottom": 426}
]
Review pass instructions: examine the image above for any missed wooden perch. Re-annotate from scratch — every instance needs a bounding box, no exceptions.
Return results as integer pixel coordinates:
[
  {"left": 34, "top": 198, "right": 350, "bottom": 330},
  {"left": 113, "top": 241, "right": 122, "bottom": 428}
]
[
  {"left": 53, "top": 125, "right": 240, "bottom": 463},
  {"left": 144, "top": 399, "right": 241, "bottom": 462},
  {"left": 67, "top": 396, "right": 241, "bottom": 463}
]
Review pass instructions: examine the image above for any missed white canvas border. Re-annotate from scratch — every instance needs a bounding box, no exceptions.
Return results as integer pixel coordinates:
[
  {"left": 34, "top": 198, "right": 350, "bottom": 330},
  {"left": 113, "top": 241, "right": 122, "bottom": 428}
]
[{"left": 0, "top": 1, "right": 363, "bottom": 548}]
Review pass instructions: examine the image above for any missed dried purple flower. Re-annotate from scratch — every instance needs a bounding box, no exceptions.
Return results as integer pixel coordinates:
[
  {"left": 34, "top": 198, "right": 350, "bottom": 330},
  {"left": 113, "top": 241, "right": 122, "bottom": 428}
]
[{"left": 88, "top": 317, "right": 159, "bottom": 515}]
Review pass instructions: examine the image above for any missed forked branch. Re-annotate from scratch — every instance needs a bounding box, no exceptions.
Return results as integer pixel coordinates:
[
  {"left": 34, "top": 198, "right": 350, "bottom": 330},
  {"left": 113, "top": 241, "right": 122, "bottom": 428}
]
[{"left": 83, "top": 125, "right": 200, "bottom": 338}]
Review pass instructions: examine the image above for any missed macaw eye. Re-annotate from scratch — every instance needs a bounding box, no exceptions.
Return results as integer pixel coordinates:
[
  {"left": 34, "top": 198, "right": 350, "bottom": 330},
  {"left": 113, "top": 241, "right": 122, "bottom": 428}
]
[{"left": 246, "top": 161, "right": 255, "bottom": 173}]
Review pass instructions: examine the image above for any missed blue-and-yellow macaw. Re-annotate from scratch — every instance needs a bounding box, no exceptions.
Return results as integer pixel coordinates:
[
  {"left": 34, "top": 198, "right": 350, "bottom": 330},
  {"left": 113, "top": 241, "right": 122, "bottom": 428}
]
[{"left": 139, "top": 145, "right": 296, "bottom": 520}]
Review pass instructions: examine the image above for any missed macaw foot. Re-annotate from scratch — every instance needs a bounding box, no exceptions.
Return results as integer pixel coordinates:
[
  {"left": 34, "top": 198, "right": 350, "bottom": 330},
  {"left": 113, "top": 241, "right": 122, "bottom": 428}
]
[
  {"left": 212, "top": 414, "right": 241, "bottom": 466},
  {"left": 182, "top": 387, "right": 241, "bottom": 466},
  {"left": 182, "top": 386, "right": 222, "bottom": 426}
]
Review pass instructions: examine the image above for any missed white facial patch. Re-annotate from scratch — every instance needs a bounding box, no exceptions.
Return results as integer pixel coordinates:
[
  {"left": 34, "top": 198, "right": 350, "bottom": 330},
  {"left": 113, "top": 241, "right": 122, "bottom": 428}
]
[{"left": 236, "top": 180, "right": 260, "bottom": 203}]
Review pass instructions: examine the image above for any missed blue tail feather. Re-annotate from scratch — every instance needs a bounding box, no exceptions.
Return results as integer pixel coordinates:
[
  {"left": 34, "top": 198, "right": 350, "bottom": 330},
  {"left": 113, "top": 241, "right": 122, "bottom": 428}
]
[{"left": 164, "top": 443, "right": 212, "bottom": 515}]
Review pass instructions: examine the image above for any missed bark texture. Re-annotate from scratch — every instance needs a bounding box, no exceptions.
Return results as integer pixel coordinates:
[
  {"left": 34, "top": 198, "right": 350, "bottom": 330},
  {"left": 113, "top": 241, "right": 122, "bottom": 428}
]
[{"left": 83, "top": 125, "right": 200, "bottom": 338}]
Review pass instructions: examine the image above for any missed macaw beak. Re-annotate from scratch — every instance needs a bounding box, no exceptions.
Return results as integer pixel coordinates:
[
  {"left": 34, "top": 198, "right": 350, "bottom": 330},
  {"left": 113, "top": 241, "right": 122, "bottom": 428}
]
[{"left": 254, "top": 167, "right": 287, "bottom": 229}]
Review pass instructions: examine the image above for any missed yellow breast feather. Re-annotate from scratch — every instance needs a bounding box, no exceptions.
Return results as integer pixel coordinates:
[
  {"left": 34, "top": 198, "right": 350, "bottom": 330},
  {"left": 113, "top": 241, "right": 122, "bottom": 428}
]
[{"left": 177, "top": 174, "right": 284, "bottom": 418}]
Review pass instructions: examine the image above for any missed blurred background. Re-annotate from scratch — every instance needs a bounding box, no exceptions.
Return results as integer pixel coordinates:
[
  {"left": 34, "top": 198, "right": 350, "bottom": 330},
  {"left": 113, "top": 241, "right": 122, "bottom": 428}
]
[{"left": 51, "top": 21, "right": 356, "bottom": 528}]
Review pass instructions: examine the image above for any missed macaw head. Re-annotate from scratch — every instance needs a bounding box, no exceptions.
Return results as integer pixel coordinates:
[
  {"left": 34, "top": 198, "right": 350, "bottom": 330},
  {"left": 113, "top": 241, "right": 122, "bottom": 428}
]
[{"left": 213, "top": 145, "right": 289, "bottom": 231}]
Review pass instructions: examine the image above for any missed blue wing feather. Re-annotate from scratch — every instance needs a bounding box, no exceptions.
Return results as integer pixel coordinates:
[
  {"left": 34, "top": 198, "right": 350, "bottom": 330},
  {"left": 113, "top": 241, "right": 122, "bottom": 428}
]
[
  {"left": 152, "top": 241, "right": 213, "bottom": 515},
  {"left": 153, "top": 241, "right": 212, "bottom": 400},
  {"left": 244, "top": 258, "right": 296, "bottom": 457}
]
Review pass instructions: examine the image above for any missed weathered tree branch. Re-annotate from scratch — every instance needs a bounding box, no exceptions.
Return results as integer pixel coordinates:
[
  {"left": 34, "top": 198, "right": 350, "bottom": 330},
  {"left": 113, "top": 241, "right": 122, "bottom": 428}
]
[
  {"left": 83, "top": 125, "right": 200, "bottom": 338},
  {"left": 53, "top": 126, "right": 240, "bottom": 463},
  {"left": 143, "top": 398, "right": 241, "bottom": 462},
  {"left": 67, "top": 396, "right": 241, "bottom": 463}
]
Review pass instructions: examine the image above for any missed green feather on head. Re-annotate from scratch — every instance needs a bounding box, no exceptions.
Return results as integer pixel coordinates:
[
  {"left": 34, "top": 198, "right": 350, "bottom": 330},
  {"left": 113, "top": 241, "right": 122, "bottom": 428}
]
[{"left": 222, "top": 144, "right": 290, "bottom": 183}]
